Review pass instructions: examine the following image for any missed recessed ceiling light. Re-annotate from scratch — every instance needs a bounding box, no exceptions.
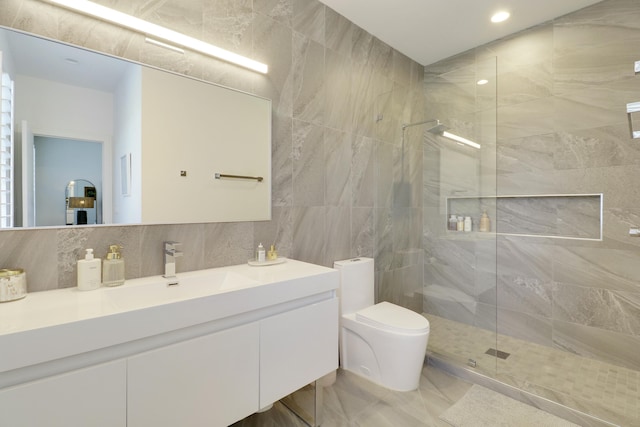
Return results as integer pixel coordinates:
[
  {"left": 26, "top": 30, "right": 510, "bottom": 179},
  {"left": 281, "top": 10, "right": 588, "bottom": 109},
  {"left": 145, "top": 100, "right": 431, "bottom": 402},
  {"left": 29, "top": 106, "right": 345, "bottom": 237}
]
[
  {"left": 477, "top": 79, "right": 489, "bottom": 85},
  {"left": 491, "top": 11, "right": 510, "bottom": 23}
]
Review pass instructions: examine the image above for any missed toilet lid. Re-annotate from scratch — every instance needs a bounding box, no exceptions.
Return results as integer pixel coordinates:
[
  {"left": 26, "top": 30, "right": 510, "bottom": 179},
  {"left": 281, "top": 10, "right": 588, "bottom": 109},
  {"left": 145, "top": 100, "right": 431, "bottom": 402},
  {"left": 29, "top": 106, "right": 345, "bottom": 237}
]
[{"left": 356, "top": 301, "right": 430, "bottom": 334}]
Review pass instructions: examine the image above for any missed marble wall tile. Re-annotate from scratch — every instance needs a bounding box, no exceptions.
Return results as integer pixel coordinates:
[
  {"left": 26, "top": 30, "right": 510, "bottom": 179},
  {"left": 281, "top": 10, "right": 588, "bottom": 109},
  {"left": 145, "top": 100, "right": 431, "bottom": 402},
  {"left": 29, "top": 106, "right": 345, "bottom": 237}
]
[
  {"left": 352, "top": 207, "right": 374, "bottom": 258},
  {"left": 374, "top": 207, "right": 393, "bottom": 272},
  {"left": 553, "top": 124, "right": 640, "bottom": 170},
  {"left": 375, "top": 140, "right": 394, "bottom": 208},
  {"left": 324, "top": 128, "right": 352, "bottom": 206},
  {"left": 553, "top": 319, "right": 640, "bottom": 371},
  {"left": 324, "top": 49, "right": 354, "bottom": 132},
  {"left": 324, "top": 206, "right": 351, "bottom": 266},
  {"left": 497, "top": 133, "right": 555, "bottom": 175},
  {"left": 324, "top": 7, "right": 354, "bottom": 58},
  {"left": 203, "top": 222, "right": 254, "bottom": 268},
  {"left": 292, "top": 0, "right": 324, "bottom": 44},
  {"left": 271, "top": 115, "right": 294, "bottom": 207},
  {"left": 0, "top": 228, "right": 58, "bottom": 292},
  {"left": 292, "top": 206, "right": 325, "bottom": 266},
  {"left": 496, "top": 60, "right": 552, "bottom": 107},
  {"left": 497, "top": 97, "right": 555, "bottom": 140},
  {"left": 553, "top": 245, "right": 640, "bottom": 293},
  {"left": 254, "top": 0, "right": 292, "bottom": 27},
  {"left": 351, "top": 135, "right": 375, "bottom": 207},
  {"left": 292, "top": 33, "right": 325, "bottom": 125},
  {"left": 253, "top": 206, "right": 293, "bottom": 258},
  {"left": 292, "top": 119, "right": 325, "bottom": 206},
  {"left": 203, "top": 0, "right": 253, "bottom": 56},
  {"left": 497, "top": 308, "right": 553, "bottom": 348},
  {"left": 553, "top": 283, "right": 640, "bottom": 336},
  {"left": 481, "top": 24, "right": 554, "bottom": 72}
]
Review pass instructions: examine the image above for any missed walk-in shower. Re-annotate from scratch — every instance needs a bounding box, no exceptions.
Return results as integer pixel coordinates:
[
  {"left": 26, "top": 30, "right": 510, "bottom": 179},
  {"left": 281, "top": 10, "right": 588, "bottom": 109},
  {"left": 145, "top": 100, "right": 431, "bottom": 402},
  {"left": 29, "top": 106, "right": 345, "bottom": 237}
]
[{"left": 422, "top": 1, "right": 639, "bottom": 425}]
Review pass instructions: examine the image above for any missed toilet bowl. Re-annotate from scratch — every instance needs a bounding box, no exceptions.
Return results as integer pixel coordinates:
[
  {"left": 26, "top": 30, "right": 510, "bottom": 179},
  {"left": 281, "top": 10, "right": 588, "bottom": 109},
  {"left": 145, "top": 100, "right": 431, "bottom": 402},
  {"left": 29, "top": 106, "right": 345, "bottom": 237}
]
[{"left": 334, "top": 258, "right": 430, "bottom": 392}]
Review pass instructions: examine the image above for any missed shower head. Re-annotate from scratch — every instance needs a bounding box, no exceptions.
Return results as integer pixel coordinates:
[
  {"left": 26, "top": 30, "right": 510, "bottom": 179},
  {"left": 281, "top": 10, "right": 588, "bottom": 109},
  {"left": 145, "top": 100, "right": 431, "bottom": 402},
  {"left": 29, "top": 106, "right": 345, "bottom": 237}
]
[{"left": 426, "top": 121, "right": 449, "bottom": 135}]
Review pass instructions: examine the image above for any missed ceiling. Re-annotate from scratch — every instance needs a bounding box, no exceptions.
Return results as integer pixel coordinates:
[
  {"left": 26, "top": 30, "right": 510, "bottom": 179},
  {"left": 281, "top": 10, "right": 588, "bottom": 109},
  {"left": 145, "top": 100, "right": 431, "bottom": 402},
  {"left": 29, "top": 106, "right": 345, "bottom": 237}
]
[{"left": 317, "top": 0, "right": 603, "bottom": 66}]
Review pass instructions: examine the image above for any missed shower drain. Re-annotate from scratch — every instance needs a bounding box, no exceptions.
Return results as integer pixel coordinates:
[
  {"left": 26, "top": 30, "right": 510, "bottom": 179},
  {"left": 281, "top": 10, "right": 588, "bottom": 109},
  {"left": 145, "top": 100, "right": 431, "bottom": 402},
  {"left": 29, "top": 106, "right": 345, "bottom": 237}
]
[{"left": 485, "top": 348, "right": 511, "bottom": 359}]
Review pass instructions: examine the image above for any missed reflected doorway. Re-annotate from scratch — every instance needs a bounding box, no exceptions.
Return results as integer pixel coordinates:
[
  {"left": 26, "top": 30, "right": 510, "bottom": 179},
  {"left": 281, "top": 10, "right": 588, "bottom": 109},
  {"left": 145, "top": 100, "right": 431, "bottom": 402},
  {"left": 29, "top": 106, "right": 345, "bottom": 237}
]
[{"left": 34, "top": 136, "right": 102, "bottom": 226}]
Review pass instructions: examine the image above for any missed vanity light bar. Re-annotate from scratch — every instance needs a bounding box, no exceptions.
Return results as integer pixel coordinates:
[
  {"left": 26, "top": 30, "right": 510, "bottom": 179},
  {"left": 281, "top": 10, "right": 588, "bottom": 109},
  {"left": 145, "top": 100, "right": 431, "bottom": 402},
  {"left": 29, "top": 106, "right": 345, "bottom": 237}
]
[{"left": 44, "top": 0, "right": 269, "bottom": 74}]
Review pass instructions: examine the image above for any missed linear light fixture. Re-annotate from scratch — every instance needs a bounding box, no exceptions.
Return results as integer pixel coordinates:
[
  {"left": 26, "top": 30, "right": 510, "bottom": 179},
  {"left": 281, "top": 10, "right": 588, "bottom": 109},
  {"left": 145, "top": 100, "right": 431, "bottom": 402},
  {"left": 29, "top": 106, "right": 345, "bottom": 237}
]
[
  {"left": 44, "top": 0, "right": 268, "bottom": 74},
  {"left": 442, "top": 131, "right": 481, "bottom": 149}
]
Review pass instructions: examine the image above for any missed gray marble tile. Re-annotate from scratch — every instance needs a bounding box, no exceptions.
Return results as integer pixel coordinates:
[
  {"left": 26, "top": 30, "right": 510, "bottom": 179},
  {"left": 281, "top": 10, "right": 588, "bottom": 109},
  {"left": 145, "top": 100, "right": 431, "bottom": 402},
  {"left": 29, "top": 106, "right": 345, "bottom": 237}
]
[
  {"left": 253, "top": 206, "right": 293, "bottom": 259},
  {"left": 497, "top": 97, "right": 554, "bottom": 140},
  {"left": 271, "top": 115, "right": 294, "bottom": 207},
  {"left": 203, "top": 222, "right": 254, "bottom": 268},
  {"left": 324, "top": 49, "right": 354, "bottom": 132},
  {"left": 292, "top": 33, "right": 324, "bottom": 125},
  {"left": 292, "top": 206, "right": 326, "bottom": 266},
  {"left": 497, "top": 133, "right": 555, "bottom": 175},
  {"left": 553, "top": 244, "right": 640, "bottom": 293},
  {"left": 254, "top": 0, "right": 292, "bottom": 26},
  {"left": 324, "top": 7, "right": 354, "bottom": 58},
  {"left": 351, "top": 135, "right": 375, "bottom": 207},
  {"left": 292, "top": 119, "right": 325, "bottom": 206},
  {"left": 352, "top": 207, "right": 374, "bottom": 258},
  {"left": 374, "top": 208, "right": 394, "bottom": 272},
  {"left": 375, "top": 141, "right": 394, "bottom": 209},
  {"left": 497, "top": 60, "right": 552, "bottom": 107},
  {"left": 553, "top": 283, "right": 640, "bottom": 337},
  {"left": 553, "top": 319, "right": 640, "bottom": 371},
  {"left": 0, "top": 228, "right": 58, "bottom": 292},
  {"left": 203, "top": 0, "right": 253, "bottom": 57},
  {"left": 324, "top": 128, "right": 351, "bottom": 207},
  {"left": 324, "top": 206, "right": 351, "bottom": 267},
  {"left": 497, "top": 308, "right": 553, "bottom": 348},
  {"left": 292, "top": 0, "right": 324, "bottom": 44}
]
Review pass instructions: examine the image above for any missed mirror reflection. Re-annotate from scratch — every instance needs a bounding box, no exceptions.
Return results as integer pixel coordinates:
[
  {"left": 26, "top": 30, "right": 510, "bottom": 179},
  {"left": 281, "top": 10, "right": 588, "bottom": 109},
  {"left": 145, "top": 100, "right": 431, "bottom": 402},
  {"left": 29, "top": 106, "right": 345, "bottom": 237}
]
[{"left": 0, "top": 26, "right": 271, "bottom": 229}]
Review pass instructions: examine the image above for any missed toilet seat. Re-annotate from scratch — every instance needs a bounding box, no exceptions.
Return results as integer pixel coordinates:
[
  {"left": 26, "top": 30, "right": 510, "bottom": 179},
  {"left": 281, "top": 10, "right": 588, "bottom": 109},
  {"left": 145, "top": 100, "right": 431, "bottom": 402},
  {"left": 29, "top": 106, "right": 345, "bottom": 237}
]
[{"left": 355, "top": 302, "right": 430, "bottom": 334}]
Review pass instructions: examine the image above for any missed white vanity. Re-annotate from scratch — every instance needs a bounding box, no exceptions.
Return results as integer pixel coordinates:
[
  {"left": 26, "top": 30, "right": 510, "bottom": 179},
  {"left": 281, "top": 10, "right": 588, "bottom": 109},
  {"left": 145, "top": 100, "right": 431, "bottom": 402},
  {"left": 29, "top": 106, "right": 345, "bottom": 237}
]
[{"left": 0, "top": 259, "right": 338, "bottom": 427}]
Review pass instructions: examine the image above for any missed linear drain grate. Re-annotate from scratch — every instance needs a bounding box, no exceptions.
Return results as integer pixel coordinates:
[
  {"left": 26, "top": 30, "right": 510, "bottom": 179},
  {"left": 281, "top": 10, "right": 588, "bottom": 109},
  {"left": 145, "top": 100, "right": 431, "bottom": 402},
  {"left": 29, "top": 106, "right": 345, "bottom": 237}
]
[{"left": 485, "top": 348, "right": 510, "bottom": 359}]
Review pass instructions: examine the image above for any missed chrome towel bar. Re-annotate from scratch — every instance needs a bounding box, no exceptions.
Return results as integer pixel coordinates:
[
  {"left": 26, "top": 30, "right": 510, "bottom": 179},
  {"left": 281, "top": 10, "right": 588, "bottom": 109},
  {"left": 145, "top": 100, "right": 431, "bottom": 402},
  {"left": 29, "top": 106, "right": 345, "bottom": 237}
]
[{"left": 214, "top": 173, "right": 263, "bottom": 182}]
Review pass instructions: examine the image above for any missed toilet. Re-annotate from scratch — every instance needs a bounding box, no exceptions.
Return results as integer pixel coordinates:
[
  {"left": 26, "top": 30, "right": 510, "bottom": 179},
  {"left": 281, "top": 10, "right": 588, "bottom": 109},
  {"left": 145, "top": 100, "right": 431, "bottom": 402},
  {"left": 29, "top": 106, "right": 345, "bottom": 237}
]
[{"left": 334, "top": 257, "right": 430, "bottom": 392}]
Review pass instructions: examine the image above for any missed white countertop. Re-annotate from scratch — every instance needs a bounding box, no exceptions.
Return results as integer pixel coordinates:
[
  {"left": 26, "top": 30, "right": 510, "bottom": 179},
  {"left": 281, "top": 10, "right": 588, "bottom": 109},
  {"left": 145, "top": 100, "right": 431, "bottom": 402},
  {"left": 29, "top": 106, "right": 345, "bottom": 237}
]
[{"left": 0, "top": 259, "right": 338, "bottom": 374}]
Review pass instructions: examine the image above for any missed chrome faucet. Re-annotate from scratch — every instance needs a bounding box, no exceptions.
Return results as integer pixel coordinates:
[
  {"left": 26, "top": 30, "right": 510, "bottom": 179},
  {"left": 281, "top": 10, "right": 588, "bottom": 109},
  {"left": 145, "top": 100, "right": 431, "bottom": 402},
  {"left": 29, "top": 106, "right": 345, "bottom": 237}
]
[{"left": 163, "top": 241, "right": 183, "bottom": 279}]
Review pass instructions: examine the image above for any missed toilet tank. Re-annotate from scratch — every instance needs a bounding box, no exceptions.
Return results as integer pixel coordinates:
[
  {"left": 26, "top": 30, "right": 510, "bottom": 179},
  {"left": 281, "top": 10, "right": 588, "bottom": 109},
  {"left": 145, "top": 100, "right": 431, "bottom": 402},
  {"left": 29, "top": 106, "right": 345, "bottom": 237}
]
[{"left": 334, "top": 257, "right": 374, "bottom": 315}]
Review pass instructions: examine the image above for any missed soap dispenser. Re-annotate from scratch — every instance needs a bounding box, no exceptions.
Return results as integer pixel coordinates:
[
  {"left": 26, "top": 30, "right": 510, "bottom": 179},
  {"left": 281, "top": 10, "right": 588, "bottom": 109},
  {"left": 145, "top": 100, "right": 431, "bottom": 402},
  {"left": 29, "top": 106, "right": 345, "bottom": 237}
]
[
  {"left": 103, "top": 245, "right": 125, "bottom": 287},
  {"left": 77, "top": 248, "right": 101, "bottom": 291}
]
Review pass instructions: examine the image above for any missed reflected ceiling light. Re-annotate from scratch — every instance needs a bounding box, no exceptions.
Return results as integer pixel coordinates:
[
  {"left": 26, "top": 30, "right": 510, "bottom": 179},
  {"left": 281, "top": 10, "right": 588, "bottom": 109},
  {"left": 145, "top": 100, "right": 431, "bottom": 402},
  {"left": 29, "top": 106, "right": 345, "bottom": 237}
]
[
  {"left": 477, "top": 79, "right": 489, "bottom": 85},
  {"left": 442, "top": 131, "right": 481, "bottom": 149},
  {"left": 491, "top": 11, "right": 510, "bottom": 23},
  {"left": 43, "top": 0, "right": 269, "bottom": 74},
  {"left": 145, "top": 37, "right": 185, "bottom": 54}
]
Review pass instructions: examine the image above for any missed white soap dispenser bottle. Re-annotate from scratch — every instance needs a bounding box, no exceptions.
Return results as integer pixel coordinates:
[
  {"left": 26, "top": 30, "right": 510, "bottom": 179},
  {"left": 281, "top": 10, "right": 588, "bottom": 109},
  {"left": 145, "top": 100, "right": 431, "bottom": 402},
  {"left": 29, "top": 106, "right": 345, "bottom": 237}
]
[{"left": 77, "top": 248, "right": 101, "bottom": 291}]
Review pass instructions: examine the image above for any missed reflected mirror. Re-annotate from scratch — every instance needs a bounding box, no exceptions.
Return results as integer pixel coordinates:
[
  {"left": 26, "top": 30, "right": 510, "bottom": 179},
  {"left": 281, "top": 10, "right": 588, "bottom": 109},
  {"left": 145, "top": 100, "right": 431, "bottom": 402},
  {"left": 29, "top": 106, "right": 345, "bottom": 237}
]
[{"left": 0, "top": 26, "right": 271, "bottom": 228}]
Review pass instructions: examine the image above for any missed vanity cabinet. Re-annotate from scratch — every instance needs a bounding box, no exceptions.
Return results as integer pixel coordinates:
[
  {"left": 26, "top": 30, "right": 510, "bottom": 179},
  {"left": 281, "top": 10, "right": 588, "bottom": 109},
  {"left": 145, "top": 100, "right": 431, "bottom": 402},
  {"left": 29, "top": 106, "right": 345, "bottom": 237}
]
[
  {"left": 0, "top": 359, "right": 126, "bottom": 427},
  {"left": 260, "top": 298, "right": 338, "bottom": 407},
  {"left": 127, "top": 323, "right": 260, "bottom": 427}
]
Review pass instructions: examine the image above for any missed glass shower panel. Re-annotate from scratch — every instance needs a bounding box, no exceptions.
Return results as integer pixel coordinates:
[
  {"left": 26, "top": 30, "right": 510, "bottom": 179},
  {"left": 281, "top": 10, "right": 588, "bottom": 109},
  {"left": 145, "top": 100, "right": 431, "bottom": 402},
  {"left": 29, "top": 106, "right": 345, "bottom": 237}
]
[{"left": 422, "top": 56, "right": 498, "bottom": 377}]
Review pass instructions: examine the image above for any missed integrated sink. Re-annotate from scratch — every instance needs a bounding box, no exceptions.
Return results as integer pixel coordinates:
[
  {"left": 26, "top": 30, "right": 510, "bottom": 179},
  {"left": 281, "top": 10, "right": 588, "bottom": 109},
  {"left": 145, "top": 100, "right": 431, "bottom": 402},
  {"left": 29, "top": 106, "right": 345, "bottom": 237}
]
[{"left": 104, "top": 270, "right": 259, "bottom": 310}]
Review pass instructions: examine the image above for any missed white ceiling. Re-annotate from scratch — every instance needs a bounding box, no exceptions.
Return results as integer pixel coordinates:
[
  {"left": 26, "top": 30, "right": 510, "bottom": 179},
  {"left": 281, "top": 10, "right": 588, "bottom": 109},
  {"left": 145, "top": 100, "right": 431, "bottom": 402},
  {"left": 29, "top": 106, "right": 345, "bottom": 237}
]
[{"left": 318, "top": 0, "right": 603, "bottom": 66}]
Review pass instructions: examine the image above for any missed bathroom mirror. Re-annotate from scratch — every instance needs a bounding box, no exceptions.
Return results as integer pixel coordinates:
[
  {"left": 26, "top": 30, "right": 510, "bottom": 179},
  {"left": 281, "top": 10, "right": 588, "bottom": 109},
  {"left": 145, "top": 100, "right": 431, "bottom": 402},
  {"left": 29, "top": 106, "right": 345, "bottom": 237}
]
[{"left": 0, "top": 26, "right": 271, "bottom": 228}]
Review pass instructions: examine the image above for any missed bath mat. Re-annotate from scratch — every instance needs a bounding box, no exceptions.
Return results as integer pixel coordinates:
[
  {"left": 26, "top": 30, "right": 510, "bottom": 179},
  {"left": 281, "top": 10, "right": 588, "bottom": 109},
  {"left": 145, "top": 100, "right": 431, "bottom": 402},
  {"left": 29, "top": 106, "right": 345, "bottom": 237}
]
[{"left": 439, "top": 385, "right": 580, "bottom": 427}]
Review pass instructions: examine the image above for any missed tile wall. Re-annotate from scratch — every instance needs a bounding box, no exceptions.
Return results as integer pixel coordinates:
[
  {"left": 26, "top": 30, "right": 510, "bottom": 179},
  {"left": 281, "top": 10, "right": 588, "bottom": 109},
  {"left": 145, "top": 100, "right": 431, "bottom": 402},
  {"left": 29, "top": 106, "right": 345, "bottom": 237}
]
[
  {"left": 0, "top": 0, "right": 425, "bottom": 302},
  {"left": 423, "top": 0, "right": 640, "bottom": 371}
]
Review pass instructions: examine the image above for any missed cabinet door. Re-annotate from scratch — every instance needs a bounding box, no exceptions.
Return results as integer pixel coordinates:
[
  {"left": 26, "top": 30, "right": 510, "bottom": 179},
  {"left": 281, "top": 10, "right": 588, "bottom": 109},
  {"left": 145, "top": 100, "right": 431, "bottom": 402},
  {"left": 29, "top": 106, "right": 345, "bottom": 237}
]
[
  {"left": 0, "top": 359, "right": 126, "bottom": 427},
  {"left": 260, "top": 298, "right": 338, "bottom": 407},
  {"left": 127, "top": 322, "right": 259, "bottom": 427}
]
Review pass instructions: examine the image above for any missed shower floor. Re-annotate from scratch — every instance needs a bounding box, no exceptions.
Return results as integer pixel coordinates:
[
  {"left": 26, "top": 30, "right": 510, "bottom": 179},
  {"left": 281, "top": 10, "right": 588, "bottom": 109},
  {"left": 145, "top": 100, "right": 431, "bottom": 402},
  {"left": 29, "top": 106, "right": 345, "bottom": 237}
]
[{"left": 425, "top": 314, "right": 639, "bottom": 427}]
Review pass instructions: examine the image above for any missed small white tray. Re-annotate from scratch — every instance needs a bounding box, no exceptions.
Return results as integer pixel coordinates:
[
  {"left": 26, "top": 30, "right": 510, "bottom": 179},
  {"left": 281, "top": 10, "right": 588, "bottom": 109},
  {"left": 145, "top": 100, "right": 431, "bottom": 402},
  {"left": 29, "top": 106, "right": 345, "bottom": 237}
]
[{"left": 247, "top": 257, "right": 287, "bottom": 267}]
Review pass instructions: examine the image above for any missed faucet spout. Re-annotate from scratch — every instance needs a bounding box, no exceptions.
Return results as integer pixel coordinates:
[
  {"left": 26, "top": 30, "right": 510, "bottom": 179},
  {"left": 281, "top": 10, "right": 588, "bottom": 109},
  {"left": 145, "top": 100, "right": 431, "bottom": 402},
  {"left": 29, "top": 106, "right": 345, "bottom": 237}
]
[{"left": 163, "top": 241, "right": 183, "bottom": 279}]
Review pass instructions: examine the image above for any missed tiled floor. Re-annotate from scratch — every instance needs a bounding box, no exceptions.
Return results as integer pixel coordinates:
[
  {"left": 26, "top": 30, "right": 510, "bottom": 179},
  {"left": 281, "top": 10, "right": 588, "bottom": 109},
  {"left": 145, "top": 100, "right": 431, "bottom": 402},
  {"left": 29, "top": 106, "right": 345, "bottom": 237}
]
[
  {"left": 232, "top": 364, "right": 473, "bottom": 426},
  {"left": 426, "top": 314, "right": 640, "bottom": 427}
]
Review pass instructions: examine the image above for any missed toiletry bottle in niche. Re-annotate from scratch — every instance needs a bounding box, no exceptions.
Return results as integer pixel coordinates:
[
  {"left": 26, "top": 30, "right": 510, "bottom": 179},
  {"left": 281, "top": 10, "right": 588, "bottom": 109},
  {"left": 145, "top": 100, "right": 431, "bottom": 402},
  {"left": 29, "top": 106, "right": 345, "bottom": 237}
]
[
  {"left": 448, "top": 214, "right": 457, "bottom": 231},
  {"left": 256, "top": 243, "right": 266, "bottom": 263},
  {"left": 77, "top": 248, "right": 101, "bottom": 291},
  {"left": 479, "top": 211, "right": 491, "bottom": 232},
  {"left": 457, "top": 216, "right": 464, "bottom": 231},
  {"left": 103, "top": 245, "right": 125, "bottom": 287},
  {"left": 464, "top": 216, "right": 472, "bottom": 232}
]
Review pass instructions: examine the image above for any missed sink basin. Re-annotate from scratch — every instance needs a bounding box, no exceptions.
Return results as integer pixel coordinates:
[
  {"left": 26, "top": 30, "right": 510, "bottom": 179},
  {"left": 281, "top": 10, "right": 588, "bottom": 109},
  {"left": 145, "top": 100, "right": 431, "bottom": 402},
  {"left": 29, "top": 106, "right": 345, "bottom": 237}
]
[{"left": 105, "top": 270, "right": 259, "bottom": 310}]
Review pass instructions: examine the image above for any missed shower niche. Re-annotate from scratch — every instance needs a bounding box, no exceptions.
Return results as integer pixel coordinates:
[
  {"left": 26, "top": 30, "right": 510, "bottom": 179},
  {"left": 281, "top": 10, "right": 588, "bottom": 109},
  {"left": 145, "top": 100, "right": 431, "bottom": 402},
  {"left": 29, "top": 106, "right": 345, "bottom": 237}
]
[{"left": 446, "top": 193, "right": 603, "bottom": 240}]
